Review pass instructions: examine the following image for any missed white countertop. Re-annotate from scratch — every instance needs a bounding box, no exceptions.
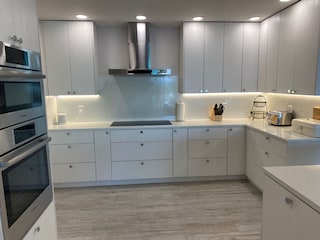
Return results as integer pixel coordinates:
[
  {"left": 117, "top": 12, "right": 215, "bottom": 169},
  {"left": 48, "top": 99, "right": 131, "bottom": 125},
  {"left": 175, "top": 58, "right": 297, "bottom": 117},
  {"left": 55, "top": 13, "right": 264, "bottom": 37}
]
[
  {"left": 48, "top": 118, "right": 320, "bottom": 142},
  {"left": 264, "top": 165, "right": 320, "bottom": 214}
]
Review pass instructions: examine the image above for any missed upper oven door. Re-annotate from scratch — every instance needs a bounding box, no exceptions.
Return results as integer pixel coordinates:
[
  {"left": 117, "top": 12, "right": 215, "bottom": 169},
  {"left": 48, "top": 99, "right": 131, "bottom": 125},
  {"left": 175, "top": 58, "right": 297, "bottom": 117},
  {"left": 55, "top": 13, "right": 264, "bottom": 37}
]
[{"left": 0, "top": 73, "right": 46, "bottom": 129}]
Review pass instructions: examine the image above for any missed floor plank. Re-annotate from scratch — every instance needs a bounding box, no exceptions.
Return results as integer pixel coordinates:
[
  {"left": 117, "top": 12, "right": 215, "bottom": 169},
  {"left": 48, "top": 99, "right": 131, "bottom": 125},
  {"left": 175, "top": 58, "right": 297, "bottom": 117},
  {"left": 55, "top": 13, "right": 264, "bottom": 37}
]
[{"left": 54, "top": 180, "right": 262, "bottom": 240}]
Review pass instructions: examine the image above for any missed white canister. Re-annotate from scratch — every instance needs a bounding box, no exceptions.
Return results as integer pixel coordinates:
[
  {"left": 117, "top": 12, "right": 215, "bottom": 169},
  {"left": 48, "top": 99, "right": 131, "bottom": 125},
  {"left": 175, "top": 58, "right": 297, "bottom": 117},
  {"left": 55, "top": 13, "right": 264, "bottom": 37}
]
[
  {"left": 57, "top": 113, "right": 67, "bottom": 125},
  {"left": 176, "top": 101, "right": 185, "bottom": 122}
]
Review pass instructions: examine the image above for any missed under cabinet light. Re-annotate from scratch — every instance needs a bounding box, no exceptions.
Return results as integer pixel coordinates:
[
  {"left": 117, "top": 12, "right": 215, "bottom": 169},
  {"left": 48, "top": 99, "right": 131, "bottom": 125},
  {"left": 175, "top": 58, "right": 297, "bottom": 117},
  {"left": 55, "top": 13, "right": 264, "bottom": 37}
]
[
  {"left": 192, "top": 16, "right": 203, "bottom": 21},
  {"left": 249, "top": 17, "right": 261, "bottom": 21},
  {"left": 280, "top": 0, "right": 291, "bottom": 2},
  {"left": 136, "top": 15, "right": 147, "bottom": 20},
  {"left": 76, "top": 14, "right": 88, "bottom": 20}
]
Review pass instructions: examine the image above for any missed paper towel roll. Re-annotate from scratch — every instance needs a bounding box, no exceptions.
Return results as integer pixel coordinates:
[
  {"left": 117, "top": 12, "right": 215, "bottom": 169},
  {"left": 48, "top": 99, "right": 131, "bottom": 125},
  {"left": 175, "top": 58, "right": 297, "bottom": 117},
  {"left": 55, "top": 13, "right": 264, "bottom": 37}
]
[
  {"left": 57, "top": 113, "right": 67, "bottom": 125},
  {"left": 176, "top": 102, "right": 185, "bottom": 122}
]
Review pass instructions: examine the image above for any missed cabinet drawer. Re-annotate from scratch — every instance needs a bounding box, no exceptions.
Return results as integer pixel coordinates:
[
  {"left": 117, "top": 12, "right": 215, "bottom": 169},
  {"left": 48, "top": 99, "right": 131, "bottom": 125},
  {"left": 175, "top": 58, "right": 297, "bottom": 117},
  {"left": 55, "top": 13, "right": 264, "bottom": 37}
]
[
  {"left": 188, "top": 127, "right": 228, "bottom": 140},
  {"left": 49, "top": 144, "right": 95, "bottom": 164},
  {"left": 188, "top": 140, "right": 227, "bottom": 158},
  {"left": 256, "top": 145, "right": 286, "bottom": 167},
  {"left": 254, "top": 131, "right": 287, "bottom": 157},
  {"left": 52, "top": 163, "right": 96, "bottom": 183},
  {"left": 188, "top": 158, "right": 227, "bottom": 176},
  {"left": 111, "top": 141, "right": 172, "bottom": 161},
  {"left": 112, "top": 160, "right": 173, "bottom": 180},
  {"left": 111, "top": 129, "right": 172, "bottom": 142},
  {"left": 49, "top": 130, "right": 94, "bottom": 144}
]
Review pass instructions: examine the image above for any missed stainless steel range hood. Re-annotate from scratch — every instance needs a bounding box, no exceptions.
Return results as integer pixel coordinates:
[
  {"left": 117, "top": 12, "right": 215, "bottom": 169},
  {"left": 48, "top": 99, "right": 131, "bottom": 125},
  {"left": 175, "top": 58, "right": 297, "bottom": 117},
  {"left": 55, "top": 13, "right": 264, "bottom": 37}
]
[{"left": 108, "top": 22, "right": 171, "bottom": 76}]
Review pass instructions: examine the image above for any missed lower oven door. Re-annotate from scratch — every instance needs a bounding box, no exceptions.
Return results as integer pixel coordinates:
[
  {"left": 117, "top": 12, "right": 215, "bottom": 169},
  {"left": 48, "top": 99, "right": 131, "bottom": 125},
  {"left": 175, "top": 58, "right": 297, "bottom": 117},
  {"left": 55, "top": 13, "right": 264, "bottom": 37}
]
[{"left": 0, "top": 136, "right": 53, "bottom": 240}]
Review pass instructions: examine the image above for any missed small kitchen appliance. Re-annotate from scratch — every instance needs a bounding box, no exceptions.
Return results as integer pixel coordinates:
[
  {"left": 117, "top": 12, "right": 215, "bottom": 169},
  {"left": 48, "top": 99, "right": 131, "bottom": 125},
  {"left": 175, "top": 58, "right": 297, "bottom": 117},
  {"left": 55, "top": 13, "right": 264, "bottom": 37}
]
[
  {"left": 292, "top": 118, "right": 320, "bottom": 137},
  {"left": 267, "top": 110, "right": 294, "bottom": 126}
]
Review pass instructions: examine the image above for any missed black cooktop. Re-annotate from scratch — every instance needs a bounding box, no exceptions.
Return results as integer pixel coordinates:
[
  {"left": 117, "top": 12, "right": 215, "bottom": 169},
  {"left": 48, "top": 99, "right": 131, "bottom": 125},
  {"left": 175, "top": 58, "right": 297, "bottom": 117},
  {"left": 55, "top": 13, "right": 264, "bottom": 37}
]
[{"left": 111, "top": 120, "right": 172, "bottom": 126}]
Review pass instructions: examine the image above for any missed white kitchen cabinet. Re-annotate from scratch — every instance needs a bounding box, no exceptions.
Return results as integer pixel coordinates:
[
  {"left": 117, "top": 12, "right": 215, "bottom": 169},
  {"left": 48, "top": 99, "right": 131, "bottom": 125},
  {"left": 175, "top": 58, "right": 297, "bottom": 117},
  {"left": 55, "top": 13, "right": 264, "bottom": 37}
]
[
  {"left": 227, "top": 127, "right": 246, "bottom": 175},
  {"left": 94, "top": 130, "right": 112, "bottom": 181},
  {"left": 41, "top": 21, "right": 96, "bottom": 95},
  {"left": 111, "top": 128, "right": 173, "bottom": 180},
  {"left": 275, "top": 0, "right": 320, "bottom": 95},
  {"left": 263, "top": 175, "right": 320, "bottom": 240},
  {"left": 173, "top": 128, "right": 188, "bottom": 177},
  {"left": 223, "top": 23, "right": 243, "bottom": 92},
  {"left": 49, "top": 130, "right": 96, "bottom": 183},
  {"left": 257, "top": 19, "right": 269, "bottom": 92},
  {"left": 23, "top": 201, "right": 57, "bottom": 240},
  {"left": 181, "top": 22, "right": 224, "bottom": 93},
  {"left": 242, "top": 23, "right": 259, "bottom": 92},
  {"left": 265, "top": 14, "right": 281, "bottom": 93},
  {"left": 188, "top": 127, "right": 228, "bottom": 176},
  {"left": 246, "top": 129, "right": 286, "bottom": 190},
  {"left": 0, "top": 0, "right": 40, "bottom": 51}
]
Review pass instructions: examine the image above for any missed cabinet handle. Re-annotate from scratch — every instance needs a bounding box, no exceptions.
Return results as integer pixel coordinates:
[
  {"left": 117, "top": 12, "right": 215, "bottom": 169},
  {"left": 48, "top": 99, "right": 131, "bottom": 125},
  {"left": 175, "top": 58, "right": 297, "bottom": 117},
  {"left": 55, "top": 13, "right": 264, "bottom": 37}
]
[
  {"left": 200, "top": 89, "right": 204, "bottom": 93},
  {"left": 243, "top": 88, "right": 246, "bottom": 92},
  {"left": 206, "top": 159, "right": 210, "bottom": 163},
  {"left": 285, "top": 197, "right": 293, "bottom": 205},
  {"left": 66, "top": 132, "right": 71, "bottom": 136},
  {"left": 105, "top": 131, "right": 109, "bottom": 135},
  {"left": 265, "top": 136, "right": 270, "bottom": 140},
  {"left": 68, "top": 145, "right": 72, "bottom": 149},
  {"left": 73, "top": 91, "right": 76, "bottom": 94},
  {"left": 141, "top": 143, "right": 144, "bottom": 147},
  {"left": 205, "top": 89, "right": 208, "bottom": 93},
  {"left": 229, "top": 128, "right": 233, "bottom": 131},
  {"left": 173, "top": 129, "right": 177, "bottom": 133},
  {"left": 206, "top": 141, "right": 210, "bottom": 144},
  {"left": 34, "top": 226, "right": 40, "bottom": 233},
  {"left": 67, "top": 91, "right": 71, "bottom": 94},
  {"left": 206, "top": 129, "right": 210, "bottom": 132},
  {"left": 69, "top": 165, "right": 73, "bottom": 168},
  {"left": 140, "top": 130, "right": 143, "bottom": 134},
  {"left": 264, "top": 152, "right": 269, "bottom": 156},
  {"left": 141, "top": 162, "right": 144, "bottom": 165}
]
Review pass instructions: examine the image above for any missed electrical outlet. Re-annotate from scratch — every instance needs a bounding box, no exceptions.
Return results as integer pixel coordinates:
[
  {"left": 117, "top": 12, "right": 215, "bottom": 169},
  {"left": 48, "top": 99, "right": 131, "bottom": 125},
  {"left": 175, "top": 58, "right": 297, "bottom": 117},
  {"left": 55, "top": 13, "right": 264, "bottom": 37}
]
[
  {"left": 78, "top": 105, "right": 85, "bottom": 114},
  {"left": 222, "top": 102, "right": 228, "bottom": 111}
]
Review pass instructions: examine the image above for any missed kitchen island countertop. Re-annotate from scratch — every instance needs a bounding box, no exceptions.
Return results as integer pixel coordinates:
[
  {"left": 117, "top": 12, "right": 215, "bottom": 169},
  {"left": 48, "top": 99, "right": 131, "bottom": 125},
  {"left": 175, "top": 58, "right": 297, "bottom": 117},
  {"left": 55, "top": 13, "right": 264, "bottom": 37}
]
[{"left": 264, "top": 165, "right": 320, "bottom": 214}]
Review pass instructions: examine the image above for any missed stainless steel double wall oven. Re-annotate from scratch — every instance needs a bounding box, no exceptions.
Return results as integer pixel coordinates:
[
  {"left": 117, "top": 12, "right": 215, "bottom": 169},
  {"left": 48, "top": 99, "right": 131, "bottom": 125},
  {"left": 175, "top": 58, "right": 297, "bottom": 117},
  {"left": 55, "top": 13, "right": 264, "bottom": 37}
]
[{"left": 0, "top": 41, "right": 53, "bottom": 240}]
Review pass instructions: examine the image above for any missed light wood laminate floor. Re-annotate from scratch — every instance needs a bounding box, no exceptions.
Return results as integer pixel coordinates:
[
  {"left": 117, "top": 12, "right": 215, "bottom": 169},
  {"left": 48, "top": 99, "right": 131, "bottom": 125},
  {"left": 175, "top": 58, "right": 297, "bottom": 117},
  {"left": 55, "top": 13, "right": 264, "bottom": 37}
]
[{"left": 54, "top": 180, "right": 262, "bottom": 240}]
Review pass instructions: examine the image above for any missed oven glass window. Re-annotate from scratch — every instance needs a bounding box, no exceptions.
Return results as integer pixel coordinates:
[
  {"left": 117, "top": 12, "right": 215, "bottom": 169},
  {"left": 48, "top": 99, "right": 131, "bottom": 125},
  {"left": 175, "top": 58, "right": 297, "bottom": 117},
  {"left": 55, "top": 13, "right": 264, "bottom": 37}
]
[
  {"left": 0, "top": 81, "right": 42, "bottom": 114},
  {"left": 2, "top": 146, "right": 49, "bottom": 227}
]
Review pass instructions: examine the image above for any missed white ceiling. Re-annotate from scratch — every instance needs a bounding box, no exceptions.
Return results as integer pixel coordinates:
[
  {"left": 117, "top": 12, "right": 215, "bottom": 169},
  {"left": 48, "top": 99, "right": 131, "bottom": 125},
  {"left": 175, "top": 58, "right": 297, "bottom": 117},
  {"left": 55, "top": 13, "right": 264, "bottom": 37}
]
[{"left": 36, "top": 0, "right": 299, "bottom": 26}]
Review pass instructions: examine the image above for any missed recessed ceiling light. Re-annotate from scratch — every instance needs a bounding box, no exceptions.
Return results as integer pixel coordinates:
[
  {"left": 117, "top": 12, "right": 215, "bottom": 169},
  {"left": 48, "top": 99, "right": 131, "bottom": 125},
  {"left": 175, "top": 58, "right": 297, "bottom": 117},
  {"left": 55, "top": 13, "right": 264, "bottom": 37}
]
[
  {"left": 136, "top": 15, "right": 147, "bottom": 21},
  {"left": 76, "top": 14, "right": 88, "bottom": 20},
  {"left": 249, "top": 17, "right": 261, "bottom": 21},
  {"left": 192, "top": 16, "right": 204, "bottom": 21}
]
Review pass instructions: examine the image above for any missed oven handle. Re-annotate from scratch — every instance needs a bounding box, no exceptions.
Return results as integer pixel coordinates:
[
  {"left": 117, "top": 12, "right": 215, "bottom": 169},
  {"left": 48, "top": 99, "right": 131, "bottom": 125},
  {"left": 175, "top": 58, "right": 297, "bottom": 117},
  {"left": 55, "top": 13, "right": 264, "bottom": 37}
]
[{"left": 0, "top": 137, "right": 51, "bottom": 168}]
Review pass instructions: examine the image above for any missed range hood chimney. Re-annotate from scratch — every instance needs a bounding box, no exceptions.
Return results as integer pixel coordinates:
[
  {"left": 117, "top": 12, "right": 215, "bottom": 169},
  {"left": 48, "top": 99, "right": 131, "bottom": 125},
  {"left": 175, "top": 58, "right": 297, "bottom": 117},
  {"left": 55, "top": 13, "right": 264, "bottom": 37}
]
[{"left": 108, "top": 22, "right": 171, "bottom": 76}]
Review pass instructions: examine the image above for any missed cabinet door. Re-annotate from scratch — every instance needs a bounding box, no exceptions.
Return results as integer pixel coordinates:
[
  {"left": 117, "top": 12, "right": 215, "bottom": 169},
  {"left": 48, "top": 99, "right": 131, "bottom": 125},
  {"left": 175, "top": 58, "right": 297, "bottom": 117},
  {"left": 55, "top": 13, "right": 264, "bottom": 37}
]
[
  {"left": 265, "top": 14, "right": 281, "bottom": 93},
  {"left": 227, "top": 127, "right": 246, "bottom": 175},
  {"left": 181, "top": 22, "right": 205, "bottom": 93},
  {"left": 49, "top": 144, "right": 95, "bottom": 164},
  {"left": 68, "top": 21, "right": 96, "bottom": 95},
  {"left": 173, "top": 128, "right": 188, "bottom": 177},
  {"left": 23, "top": 201, "right": 57, "bottom": 240},
  {"left": 277, "top": 5, "right": 299, "bottom": 93},
  {"left": 94, "top": 130, "right": 112, "bottom": 181},
  {"left": 242, "top": 23, "right": 259, "bottom": 92},
  {"left": 293, "top": 0, "right": 320, "bottom": 95},
  {"left": 223, "top": 23, "right": 244, "bottom": 92},
  {"left": 263, "top": 176, "right": 320, "bottom": 240},
  {"left": 0, "top": 0, "right": 40, "bottom": 51},
  {"left": 204, "top": 23, "right": 224, "bottom": 93},
  {"left": 257, "top": 19, "right": 269, "bottom": 92},
  {"left": 42, "top": 21, "right": 72, "bottom": 95}
]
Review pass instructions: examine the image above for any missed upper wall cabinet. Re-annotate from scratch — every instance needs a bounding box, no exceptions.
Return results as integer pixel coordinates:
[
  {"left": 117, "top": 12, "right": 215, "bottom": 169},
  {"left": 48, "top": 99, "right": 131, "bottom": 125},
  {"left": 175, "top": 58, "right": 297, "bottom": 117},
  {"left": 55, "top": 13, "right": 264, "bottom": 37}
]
[
  {"left": 0, "top": 0, "right": 40, "bottom": 51},
  {"left": 180, "top": 22, "right": 259, "bottom": 93},
  {"left": 40, "top": 21, "right": 97, "bottom": 96},
  {"left": 259, "top": 0, "right": 320, "bottom": 95}
]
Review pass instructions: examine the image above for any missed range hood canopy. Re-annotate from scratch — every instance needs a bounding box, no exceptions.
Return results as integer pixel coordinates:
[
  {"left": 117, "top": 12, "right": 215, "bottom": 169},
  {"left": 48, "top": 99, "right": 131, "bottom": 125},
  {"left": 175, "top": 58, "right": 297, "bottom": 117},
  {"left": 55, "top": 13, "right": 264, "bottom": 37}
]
[{"left": 108, "top": 22, "right": 171, "bottom": 76}]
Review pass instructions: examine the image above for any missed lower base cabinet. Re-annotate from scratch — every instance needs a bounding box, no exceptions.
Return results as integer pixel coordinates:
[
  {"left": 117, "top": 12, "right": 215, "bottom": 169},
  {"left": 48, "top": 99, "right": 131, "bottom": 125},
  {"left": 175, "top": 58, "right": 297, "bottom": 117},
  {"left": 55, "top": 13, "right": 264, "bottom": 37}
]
[
  {"left": 23, "top": 201, "right": 57, "bottom": 240},
  {"left": 112, "top": 160, "right": 173, "bottom": 180},
  {"left": 263, "top": 175, "right": 320, "bottom": 240}
]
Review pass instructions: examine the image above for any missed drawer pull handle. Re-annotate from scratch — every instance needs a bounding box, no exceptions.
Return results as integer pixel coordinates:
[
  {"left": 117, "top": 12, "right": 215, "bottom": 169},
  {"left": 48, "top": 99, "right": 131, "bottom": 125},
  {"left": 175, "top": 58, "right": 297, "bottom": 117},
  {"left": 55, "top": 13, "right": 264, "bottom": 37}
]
[
  {"left": 69, "top": 165, "right": 73, "bottom": 168},
  {"left": 206, "top": 129, "right": 210, "bottom": 132},
  {"left": 66, "top": 132, "right": 71, "bottom": 136},
  {"left": 265, "top": 152, "right": 269, "bottom": 156},
  {"left": 141, "top": 162, "right": 144, "bottom": 165},
  {"left": 105, "top": 131, "right": 109, "bottom": 135},
  {"left": 285, "top": 197, "right": 293, "bottom": 205},
  {"left": 141, "top": 143, "right": 144, "bottom": 147},
  {"left": 174, "top": 129, "right": 177, "bottom": 133},
  {"left": 206, "top": 159, "right": 210, "bottom": 163},
  {"left": 140, "top": 130, "right": 143, "bottom": 134},
  {"left": 265, "top": 136, "right": 270, "bottom": 140},
  {"left": 34, "top": 226, "right": 40, "bottom": 233},
  {"left": 68, "top": 145, "right": 72, "bottom": 149},
  {"left": 206, "top": 141, "right": 210, "bottom": 144}
]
